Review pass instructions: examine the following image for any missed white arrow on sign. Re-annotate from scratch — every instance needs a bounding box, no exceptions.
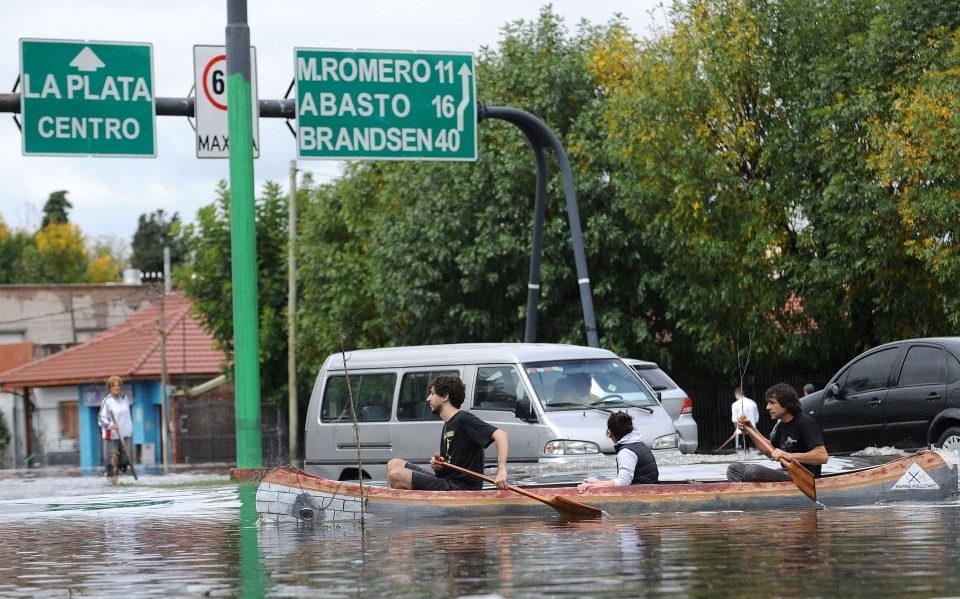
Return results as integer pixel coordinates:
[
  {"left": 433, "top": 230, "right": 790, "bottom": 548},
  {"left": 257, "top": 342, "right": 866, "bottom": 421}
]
[
  {"left": 456, "top": 63, "right": 471, "bottom": 132},
  {"left": 69, "top": 47, "right": 105, "bottom": 72}
]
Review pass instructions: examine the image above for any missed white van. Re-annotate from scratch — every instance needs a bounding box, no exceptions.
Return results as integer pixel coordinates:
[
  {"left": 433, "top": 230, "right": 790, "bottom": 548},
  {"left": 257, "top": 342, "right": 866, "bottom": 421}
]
[{"left": 303, "top": 343, "right": 680, "bottom": 480}]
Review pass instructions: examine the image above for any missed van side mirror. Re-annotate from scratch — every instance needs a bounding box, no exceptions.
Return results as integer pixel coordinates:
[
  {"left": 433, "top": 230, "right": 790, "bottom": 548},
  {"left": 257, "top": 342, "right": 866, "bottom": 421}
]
[
  {"left": 826, "top": 383, "right": 841, "bottom": 399},
  {"left": 515, "top": 397, "right": 537, "bottom": 422}
]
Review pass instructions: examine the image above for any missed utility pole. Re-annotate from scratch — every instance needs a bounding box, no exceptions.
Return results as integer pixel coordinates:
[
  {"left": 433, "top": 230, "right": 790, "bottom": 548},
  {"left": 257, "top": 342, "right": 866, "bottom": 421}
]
[
  {"left": 161, "top": 247, "right": 171, "bottom": 467},
  {"left": 287, "top": 160, "right": 298, "bottom": 466}
]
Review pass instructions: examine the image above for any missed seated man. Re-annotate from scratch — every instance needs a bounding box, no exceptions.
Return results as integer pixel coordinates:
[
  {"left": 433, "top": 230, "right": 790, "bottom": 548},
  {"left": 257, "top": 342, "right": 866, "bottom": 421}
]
[
  {"left": 727, "top": 382, "right": 829, "bottom": 482},
  {"left": 577, "top": 411, "right": 659, "bottom": 493},
  {"left": 386, "top": 375, "right": 509, "bottom": 491}
]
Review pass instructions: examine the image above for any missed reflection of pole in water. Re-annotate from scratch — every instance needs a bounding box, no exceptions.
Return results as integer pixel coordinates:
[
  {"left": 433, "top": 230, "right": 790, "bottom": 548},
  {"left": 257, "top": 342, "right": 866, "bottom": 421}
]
[{"left": 238, "top": 483, "right": 266, "bottom": 598}]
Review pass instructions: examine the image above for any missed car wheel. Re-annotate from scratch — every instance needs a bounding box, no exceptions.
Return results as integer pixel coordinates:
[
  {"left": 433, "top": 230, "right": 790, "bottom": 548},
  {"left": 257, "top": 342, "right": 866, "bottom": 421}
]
[{"left": 936, "top": 426, "right": 960, "bottom": 451}]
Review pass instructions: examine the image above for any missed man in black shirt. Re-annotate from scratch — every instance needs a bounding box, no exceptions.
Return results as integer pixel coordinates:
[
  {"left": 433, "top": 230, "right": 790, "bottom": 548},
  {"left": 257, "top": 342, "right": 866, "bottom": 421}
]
[
  {"left": 727, "top": 382, "right": 829, "bottom": 482},
  {"left": 387, "top": 375, "right": 509, "bottom": 491}
]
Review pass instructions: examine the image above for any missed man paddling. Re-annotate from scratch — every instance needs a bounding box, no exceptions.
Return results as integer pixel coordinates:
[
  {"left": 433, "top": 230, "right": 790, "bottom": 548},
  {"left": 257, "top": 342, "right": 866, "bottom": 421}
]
[
  {"left": 727, "top": 382, "right": 828, "bottom": 482},
  {"left": 387, "top": 375, "right": 509, "bottom": 491}
]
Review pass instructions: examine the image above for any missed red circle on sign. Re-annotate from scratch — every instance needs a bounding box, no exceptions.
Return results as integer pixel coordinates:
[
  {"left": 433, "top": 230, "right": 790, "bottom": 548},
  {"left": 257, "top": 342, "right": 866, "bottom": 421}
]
[{"left": 202, "top": 54, "right": 228, "bottom": 111}]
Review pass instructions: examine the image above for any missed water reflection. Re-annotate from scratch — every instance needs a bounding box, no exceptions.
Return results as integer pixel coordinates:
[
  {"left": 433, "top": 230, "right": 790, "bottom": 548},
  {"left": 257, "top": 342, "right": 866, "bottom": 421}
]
[
  {"left": 0, "top": 476, "right": 957, "bottom": 597},
  {"left": 255, "top": 504, "right": 960, "bottom": 598}
]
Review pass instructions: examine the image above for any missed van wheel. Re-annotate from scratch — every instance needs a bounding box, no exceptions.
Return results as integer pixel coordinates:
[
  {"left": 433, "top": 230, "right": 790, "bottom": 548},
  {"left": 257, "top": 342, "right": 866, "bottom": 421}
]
[{"left": 936, "top": 426, "right": 960, "bottom": 451}]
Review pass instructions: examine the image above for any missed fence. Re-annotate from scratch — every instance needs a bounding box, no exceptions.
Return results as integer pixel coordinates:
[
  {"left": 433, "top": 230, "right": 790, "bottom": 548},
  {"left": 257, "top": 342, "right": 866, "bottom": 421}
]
[
  {"left": 176, "top": 399, "right": 289, "bottom": 466},
  {"left": 673, "top": 373, "right": 832, "bottom": 451}
]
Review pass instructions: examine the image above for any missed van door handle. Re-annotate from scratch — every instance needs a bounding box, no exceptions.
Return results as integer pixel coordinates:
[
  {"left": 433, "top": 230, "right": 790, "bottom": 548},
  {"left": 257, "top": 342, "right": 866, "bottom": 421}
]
[
  {"left": 927, "top": 392, "right": 941, "bottom": 401},
  {"left": 868, "top": 398, "right": 882, "bottom": 406}
]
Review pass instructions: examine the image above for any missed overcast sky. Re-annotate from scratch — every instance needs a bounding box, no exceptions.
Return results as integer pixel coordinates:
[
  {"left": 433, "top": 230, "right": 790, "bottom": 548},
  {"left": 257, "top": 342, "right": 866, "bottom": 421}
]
[{"left": 1, "top": 1, "right": 663, "bottom": 247}]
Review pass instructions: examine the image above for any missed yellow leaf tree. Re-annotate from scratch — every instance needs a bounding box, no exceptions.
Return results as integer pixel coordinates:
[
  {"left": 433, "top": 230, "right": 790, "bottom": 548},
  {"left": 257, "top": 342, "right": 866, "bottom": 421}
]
[{"left": 34, "top": 222, "right": 89, "bottom": 283}]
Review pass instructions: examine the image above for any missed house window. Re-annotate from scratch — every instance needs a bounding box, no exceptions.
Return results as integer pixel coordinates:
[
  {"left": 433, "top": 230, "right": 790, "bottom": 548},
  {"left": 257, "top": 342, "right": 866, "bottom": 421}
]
[
  {"left": 59, "top": 401, "right": 79, "bottom": 439},
  {"left": 0, "top": 331, "right": 26, "bottom": 344}
]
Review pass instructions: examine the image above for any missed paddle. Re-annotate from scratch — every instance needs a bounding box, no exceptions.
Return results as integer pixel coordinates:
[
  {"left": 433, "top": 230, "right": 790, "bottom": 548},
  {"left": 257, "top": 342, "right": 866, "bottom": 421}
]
[
  {"left": 108, "top": 411, "right": 138, "bottom": 481},
  {"left": 739, "top": 421, "right": 815, "bottom": 501},
  {"left": 439, "top": 461, "right": 603, "bottom": 519},
  {"left": 116, "top": 434, "right": 139, "bottom": 481},
  {"left": 717, "top": 429, "right": 738, "bottom": 452}
]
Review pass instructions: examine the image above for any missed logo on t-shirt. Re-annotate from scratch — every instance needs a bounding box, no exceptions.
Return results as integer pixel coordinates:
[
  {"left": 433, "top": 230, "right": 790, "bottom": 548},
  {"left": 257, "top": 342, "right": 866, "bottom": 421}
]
[{"left": 443, "top": 429, "right": 455, "bottom": 459}]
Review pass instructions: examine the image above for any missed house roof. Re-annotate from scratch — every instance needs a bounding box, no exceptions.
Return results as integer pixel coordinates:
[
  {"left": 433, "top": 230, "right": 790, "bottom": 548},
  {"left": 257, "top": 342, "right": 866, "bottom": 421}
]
[
  {"left": 0, "top": 291, "right": 227, "bottom": 389},
  {"left": 0, "top": 342, "right": 33, "bottom": 375}
]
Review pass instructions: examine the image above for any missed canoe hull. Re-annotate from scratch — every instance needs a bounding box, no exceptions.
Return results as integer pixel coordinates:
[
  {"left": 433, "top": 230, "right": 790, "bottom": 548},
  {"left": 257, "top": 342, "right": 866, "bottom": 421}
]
[{"left": 256, "top": 451, "right": 958, "bottom": 524}]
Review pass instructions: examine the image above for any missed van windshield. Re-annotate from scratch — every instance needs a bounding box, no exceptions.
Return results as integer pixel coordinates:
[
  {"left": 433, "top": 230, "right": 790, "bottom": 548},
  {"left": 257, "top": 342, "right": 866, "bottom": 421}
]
[{"left": 523, "top": 358, "right": 657, "bottom": 412}]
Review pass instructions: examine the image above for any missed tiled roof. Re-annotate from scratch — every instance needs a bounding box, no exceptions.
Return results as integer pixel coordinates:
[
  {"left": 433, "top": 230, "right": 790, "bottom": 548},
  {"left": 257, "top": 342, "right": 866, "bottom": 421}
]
[
  {"left": 0, "top": 291, "right": 227, "bottom": 388},
  {"left": 0, "top": 342, "right": 33, "bottom": 374}
]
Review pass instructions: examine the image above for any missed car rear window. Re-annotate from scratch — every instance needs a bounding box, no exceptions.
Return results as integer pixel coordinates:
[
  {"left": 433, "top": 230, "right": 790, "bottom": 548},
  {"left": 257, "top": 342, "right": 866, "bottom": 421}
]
[
  {"left": 949, "top": 353, "right": 960, "bottom": 384},
  {"left": 634, "top": 367, "right": 678, "bottom": 391},
  {"left": 897, "top": 346, "right": 943, "bottom": 387}
]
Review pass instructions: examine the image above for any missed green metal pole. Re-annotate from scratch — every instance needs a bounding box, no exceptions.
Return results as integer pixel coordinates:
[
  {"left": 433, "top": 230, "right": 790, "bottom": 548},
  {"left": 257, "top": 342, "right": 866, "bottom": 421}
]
[{"left": 226, "top": 0, "right": 262, "bottom": 468}]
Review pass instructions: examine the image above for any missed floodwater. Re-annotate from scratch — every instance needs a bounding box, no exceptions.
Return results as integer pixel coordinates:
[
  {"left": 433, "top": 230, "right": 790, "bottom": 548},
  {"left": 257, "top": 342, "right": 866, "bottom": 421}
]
[{"left": 1, "top": 452, "right": 958, "bottom": 598}]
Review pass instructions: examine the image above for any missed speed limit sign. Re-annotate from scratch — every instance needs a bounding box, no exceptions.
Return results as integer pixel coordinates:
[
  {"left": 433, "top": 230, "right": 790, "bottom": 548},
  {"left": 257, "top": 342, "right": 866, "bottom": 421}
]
[{"left": 193, "top": 44, "right": 259, "bottom": 158}]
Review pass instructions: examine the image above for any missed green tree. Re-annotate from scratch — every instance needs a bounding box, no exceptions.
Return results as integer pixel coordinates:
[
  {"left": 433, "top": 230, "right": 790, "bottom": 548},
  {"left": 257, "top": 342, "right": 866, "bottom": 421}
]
[
  {"left": 41, "top": 190, "right": 72, "bottom": 228},
  {"left": 761, "top": 0, "right": 960, "bottom": 361},
  {"left": 294, "top": 9, "right": 665, "bottom": 371},
  {"left": 130, "top": 209, "right": 187, "bottom": 274},
  {"left": 177, "top": 181, "right": 290, "bottom": 407},
  {"left": 869, "top": 25, "right": 960, "bottom": 327},
  {"left": 589, "top": 0, "right": 800, "bottom": 373},
  {"left": 593, "top": 0, "right": 960, "bottom": 373},
  {"left": 0, "top": 217, "right": 24, "bottom": 283}
]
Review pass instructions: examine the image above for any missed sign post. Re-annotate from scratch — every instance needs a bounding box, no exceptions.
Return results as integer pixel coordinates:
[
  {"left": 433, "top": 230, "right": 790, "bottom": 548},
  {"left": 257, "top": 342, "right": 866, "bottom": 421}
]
[
  {"left": 193, "top": 45, "right": 260, "bottom": 158},
  {"left": 19, "top": 39, "right": 155, "bottom": 156},
  {"left": 294, "top": 48, "right": 476, "bottom": 161}
]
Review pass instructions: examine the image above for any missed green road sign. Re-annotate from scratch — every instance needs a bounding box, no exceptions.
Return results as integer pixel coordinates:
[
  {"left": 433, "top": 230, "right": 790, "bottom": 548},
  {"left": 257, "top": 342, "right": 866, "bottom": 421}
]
[
  {"left": 20, "top": 39, "right": 156, "bottom": 157},
  {"left": 295, "top": 48, "right": 476, "bottom": 161}
]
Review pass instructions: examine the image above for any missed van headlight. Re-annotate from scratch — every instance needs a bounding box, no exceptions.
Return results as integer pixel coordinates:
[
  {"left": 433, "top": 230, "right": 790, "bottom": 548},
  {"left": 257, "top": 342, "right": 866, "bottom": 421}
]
[
  {"left": 543, "top": 440, "right": 600, "bottom": 455},
  {"left": 651, "top": 433, "right": 679, "bottom": 450}
]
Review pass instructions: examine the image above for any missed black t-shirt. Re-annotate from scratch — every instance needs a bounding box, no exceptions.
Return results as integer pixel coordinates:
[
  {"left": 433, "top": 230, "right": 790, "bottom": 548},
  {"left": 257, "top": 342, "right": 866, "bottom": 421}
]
[
  {"left": 437, "top": 410, "right": 498, "bottom": 490},
  {"left": 771, "top": 412, "right": 825, "bottom": 477}
]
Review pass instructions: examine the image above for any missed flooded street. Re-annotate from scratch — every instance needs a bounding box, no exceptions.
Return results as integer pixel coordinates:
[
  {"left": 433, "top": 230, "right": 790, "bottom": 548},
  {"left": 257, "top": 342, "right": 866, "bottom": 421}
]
[{"left": 1, "top": 453, "right": 958, "bottom": 598}]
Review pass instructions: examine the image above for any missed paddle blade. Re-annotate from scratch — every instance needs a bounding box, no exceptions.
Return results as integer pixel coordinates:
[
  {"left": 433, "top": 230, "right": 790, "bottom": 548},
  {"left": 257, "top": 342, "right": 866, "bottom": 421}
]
[
  {"left": 551, "top": 495, "right": 604, "bottom": 519},
  {"left": 783, "top": 460, "right": 817, "bottom": 502}
]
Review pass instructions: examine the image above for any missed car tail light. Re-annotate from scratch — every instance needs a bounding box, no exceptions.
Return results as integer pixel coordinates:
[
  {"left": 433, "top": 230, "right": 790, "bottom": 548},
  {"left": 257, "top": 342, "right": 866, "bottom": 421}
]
[{"left": 680, "top": 397, "right": 693, "bottom": 415}]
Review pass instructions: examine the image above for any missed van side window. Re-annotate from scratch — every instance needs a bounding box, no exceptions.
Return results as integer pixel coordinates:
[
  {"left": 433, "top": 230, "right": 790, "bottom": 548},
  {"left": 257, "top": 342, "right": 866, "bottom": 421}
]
[
  {"left": 474, "top": 366, "right": 526, "bottom": 410},
  {"left": 320, "top": 373, "right": 396, "bottom": 423},
  {"left": 397, "top": 370, "right": 457, "bottom": 421}
]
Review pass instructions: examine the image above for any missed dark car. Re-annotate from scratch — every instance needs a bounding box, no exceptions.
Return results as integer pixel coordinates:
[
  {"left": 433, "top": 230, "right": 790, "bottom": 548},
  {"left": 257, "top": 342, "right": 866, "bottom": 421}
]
[{"left": 801, "top": 337, "right": 960, "bottom": 453}]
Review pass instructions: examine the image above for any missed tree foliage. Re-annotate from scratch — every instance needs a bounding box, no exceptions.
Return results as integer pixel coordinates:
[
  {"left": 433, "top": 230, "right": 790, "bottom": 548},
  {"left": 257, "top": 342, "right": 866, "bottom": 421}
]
[
  {"left": 1, "top": 195, "right": 127, "bottom": 284},
  {"left": 41, "top": 190, "right": 71, "bottom": 228},
  {"left": 34, "top": 222, "right": 89, "bottom": 283},
  {"left": 180, "top": 3, "right": 960, "bottom": 397},
  {"left": 130, "top": 209, "right": 187, "bottom": 274},
  {"left": 177, "top": 181, "right": 291, "bottom": 407}
]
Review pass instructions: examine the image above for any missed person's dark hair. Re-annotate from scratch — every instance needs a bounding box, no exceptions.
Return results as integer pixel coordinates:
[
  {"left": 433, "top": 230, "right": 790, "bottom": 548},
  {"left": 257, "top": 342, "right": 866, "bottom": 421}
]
[
  {"left": 607, "top": 411, "right": 634, "bottom": 442},
  {"left": 430, "top": 375, "right": 466, "bottom": 408},
  {"left": 765, "top": 382, "right": 800, "bottom": 416}
]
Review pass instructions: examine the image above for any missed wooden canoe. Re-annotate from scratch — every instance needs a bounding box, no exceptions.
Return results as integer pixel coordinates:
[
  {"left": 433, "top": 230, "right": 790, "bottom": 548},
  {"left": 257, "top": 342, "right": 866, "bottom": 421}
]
[{"left": 256, "top": 450, "right": 958, "bottom": 524}]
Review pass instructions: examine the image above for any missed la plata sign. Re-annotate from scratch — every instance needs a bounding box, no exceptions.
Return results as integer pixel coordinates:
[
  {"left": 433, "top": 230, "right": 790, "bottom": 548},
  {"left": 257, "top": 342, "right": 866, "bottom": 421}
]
[
  {"left": 295, "top": 48, "right": 476, "bottom": 161},
  {"left": 20, "top": 39, "right": 156, "bottom": 157}
]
